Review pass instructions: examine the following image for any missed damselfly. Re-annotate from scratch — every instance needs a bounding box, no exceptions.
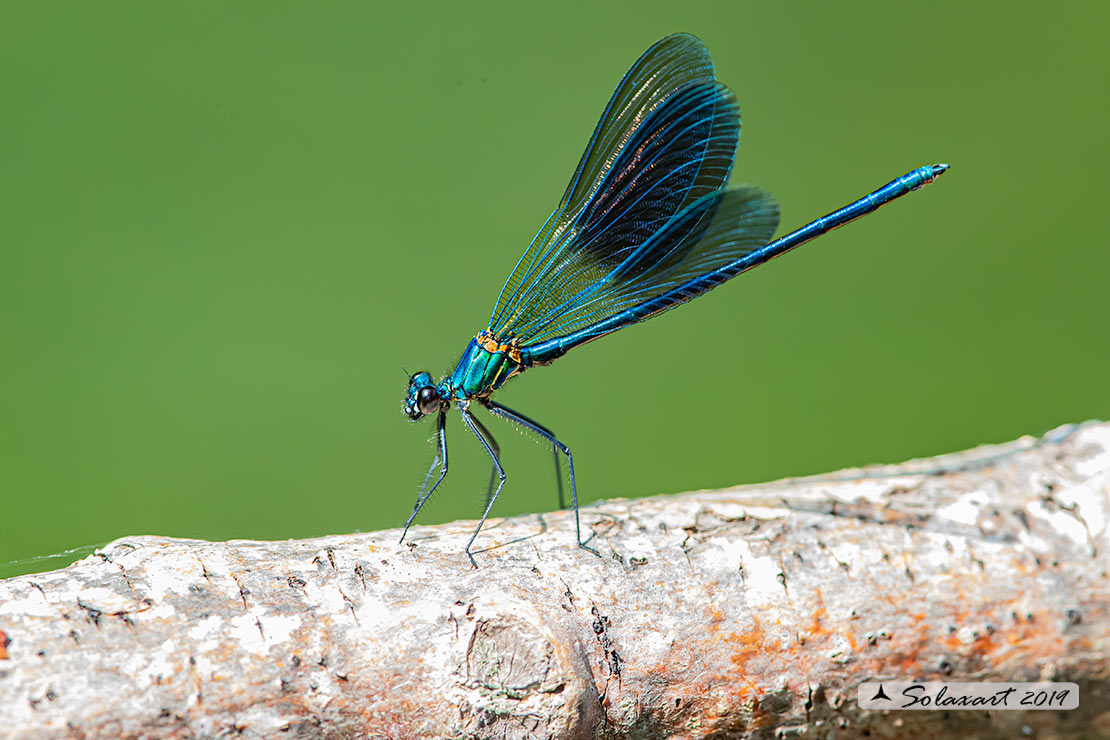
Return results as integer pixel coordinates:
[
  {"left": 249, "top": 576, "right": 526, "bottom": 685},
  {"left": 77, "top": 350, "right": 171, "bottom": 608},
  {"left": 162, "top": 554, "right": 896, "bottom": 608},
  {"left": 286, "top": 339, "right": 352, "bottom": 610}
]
[{"left": 401, "top": 34, "right": 947, "bottom": 566}]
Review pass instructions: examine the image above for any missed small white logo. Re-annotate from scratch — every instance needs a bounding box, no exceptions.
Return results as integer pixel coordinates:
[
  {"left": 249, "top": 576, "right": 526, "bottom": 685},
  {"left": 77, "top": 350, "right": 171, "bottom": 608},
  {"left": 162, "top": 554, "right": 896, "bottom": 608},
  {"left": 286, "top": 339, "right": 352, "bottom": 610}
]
[{"left": 858, "top": 682, "right": 1078, "bottom": 710}]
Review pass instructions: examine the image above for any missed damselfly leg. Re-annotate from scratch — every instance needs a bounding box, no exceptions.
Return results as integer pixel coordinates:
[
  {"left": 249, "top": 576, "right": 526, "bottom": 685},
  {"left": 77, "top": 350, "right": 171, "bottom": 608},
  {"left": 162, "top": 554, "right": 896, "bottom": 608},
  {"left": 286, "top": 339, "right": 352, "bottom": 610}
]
[
  {"left": 459, "top": 407, "right": 506, "bottom": 568},
  {"left": 468, "top": 413, "right": 502, "bottom": 509},
  {"left": 400, "top": 411, "right": 448, "bottom": 545},
  {"left": 553, "top": 446, "right": 565, "bottom": 510},
  {"left": 482, "top": 400, "right": 600, "bottom": 558}
]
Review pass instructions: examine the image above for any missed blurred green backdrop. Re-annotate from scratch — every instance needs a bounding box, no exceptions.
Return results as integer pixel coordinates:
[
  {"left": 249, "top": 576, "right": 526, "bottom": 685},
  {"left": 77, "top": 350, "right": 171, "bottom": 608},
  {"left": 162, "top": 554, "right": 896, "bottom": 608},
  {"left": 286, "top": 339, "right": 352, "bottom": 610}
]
[{"left": 2, "top": 2, "right": 1108, "bottom": 577}]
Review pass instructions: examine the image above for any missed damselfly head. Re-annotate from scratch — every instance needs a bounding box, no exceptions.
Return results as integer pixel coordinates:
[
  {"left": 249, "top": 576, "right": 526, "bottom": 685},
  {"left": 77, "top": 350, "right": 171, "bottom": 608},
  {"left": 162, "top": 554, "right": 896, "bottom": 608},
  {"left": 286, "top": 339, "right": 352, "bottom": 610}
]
[{"left": 403, "top": 371, "right": 442, "bottom": 420}]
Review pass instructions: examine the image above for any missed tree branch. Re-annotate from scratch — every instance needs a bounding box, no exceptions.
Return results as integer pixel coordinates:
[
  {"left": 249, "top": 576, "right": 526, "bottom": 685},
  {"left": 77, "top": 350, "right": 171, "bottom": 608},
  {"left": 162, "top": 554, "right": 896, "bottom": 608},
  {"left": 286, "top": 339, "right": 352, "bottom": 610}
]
[{"left": 2, "top": 422, "right": 1108, "bottom": 739}]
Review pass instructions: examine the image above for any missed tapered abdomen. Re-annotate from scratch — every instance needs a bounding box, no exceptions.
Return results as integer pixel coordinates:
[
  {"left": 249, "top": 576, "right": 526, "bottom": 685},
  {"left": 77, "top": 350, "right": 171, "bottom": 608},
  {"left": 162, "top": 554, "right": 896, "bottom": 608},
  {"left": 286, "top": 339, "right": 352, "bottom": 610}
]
[{"left": 522, "top": 164, "right": 948, "bottom": 366}]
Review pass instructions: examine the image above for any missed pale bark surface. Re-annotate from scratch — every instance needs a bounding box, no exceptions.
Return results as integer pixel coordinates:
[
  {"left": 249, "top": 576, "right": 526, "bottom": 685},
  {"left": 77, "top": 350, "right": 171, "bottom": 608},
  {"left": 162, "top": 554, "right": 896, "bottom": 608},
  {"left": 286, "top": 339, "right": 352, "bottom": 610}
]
[{"left": 1, "top": 422, "right": 1108, "bottom": 740}]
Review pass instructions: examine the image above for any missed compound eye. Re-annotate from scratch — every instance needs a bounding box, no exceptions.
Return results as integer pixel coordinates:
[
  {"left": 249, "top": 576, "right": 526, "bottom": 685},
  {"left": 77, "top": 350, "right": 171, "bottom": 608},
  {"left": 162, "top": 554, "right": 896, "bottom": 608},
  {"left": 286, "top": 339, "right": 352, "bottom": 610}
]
[{"left": 417, "top": 386, "right": 440, "bottom": 415}]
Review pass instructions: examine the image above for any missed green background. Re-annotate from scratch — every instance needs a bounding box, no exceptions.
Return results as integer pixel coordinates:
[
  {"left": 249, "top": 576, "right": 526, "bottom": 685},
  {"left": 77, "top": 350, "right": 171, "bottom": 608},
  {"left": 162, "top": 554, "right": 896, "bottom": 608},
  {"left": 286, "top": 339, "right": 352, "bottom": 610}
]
[{"left": 3, "top": 2, "right": 1107, "bottom": 577}]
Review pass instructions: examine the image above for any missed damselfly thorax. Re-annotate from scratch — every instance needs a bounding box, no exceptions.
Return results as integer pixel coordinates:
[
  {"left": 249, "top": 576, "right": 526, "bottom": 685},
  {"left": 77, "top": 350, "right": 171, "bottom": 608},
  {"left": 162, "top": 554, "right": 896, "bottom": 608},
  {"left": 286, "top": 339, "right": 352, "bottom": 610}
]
[
  {"left": 403, "top": 332, "right": 525, "bottom": 416},
  {"left": 448, "top": 331, "right": 525, "bottom": 399}
]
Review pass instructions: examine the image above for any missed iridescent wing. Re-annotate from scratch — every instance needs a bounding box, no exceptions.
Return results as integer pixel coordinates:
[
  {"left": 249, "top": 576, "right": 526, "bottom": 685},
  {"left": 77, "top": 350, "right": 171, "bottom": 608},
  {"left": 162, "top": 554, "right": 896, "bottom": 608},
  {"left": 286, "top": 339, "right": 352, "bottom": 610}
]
[
  {"left": 520, "top": 186, "right": 780, "bottom": 348},
  {"left": 489, "top": 33, "right": 734, "bottom": 339}
]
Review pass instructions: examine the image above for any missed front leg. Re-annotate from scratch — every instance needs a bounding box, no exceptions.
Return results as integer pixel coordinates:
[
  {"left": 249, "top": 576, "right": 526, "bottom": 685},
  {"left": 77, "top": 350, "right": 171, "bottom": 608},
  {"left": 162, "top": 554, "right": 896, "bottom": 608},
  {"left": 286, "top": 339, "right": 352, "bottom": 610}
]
[{"left": 400, "top": 411, "right": 448, "bottom": 545}]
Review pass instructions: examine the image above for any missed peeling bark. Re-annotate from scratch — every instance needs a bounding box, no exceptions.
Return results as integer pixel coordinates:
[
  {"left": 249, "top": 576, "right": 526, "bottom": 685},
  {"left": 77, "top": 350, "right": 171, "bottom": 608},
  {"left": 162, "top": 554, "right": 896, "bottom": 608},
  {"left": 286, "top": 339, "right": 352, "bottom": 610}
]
[{"left": 1, "top": 422, "right": 1108, "bottom": 739}]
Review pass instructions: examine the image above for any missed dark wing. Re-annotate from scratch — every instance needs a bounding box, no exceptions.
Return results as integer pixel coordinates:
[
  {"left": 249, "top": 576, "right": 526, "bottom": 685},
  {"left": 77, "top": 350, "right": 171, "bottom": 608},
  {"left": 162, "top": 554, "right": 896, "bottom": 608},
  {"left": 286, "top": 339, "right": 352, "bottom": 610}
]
[
  {"left": 489, "top": 34, "right": 738, "bottom": 340},
  {"left": 520, "top": 186, "right": 780, "bottom": 350}
]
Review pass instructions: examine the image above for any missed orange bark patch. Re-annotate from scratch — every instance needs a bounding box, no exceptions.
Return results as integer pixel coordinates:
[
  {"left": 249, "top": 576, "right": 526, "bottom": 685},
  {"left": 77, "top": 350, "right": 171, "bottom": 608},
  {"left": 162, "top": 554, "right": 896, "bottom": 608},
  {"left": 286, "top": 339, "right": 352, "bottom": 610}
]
[
  {"left": 969, "top": 632, "right": 997, "bottom": 657},
  {"left": 807, "top": 604, "right": 829, "bottom": 639},
  {"left": 726, "top": 617, "right": 767, "bottom": 673}
]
